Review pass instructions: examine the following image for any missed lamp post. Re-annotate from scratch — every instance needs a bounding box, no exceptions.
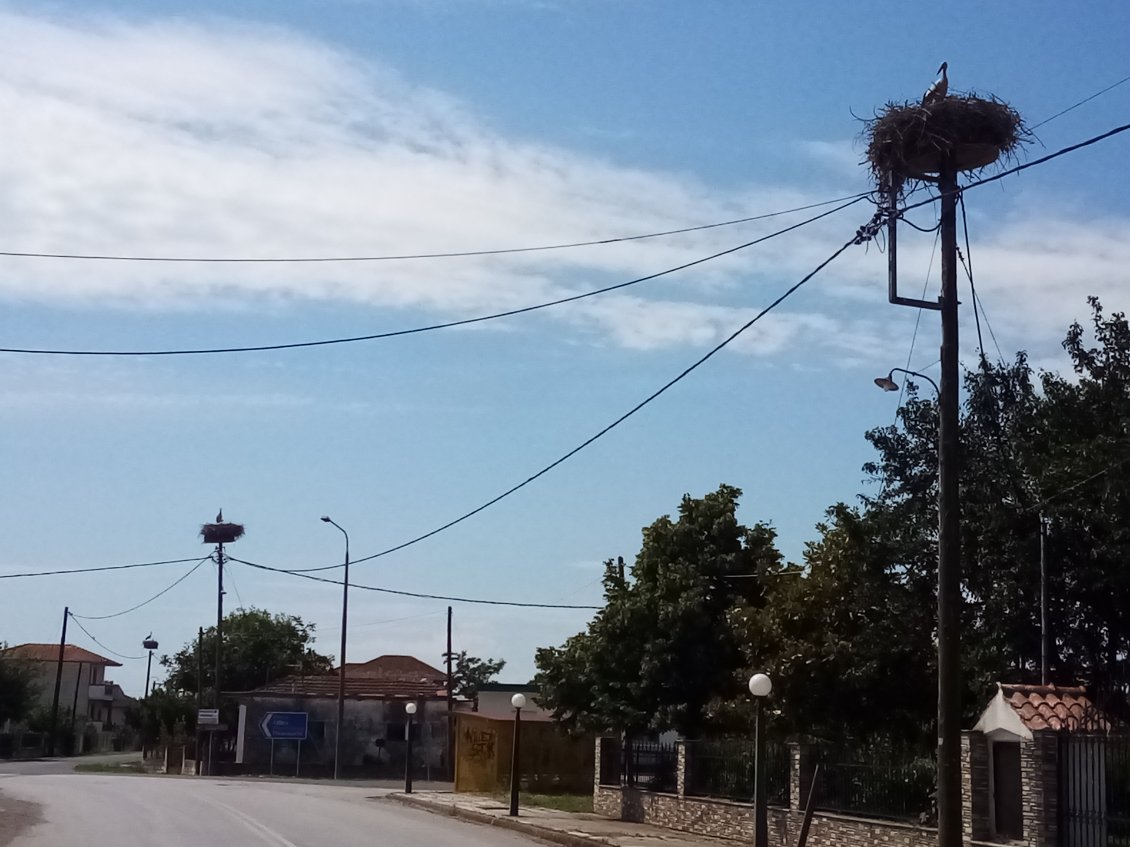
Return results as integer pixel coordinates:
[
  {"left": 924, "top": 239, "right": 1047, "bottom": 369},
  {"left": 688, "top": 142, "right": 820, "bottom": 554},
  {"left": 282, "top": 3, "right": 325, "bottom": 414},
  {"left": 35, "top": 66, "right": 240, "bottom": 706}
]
[
  {"left": 321, "top": 515, "right": 350, "bottom": 781},
  {"left": 404, "top": 702, "right": 417, "bottom": 794},
  {"left": 509, "top": 693, "right": 526, "bottom": 816},
  {"left": 749, "top": 673, "right": 772, "bottom": 847},
  {"left": 874, "top": 367, "right": 939, "bottom": 395},
  {"left": 142, "top": 635, "right": 159, "bottom": 698}
]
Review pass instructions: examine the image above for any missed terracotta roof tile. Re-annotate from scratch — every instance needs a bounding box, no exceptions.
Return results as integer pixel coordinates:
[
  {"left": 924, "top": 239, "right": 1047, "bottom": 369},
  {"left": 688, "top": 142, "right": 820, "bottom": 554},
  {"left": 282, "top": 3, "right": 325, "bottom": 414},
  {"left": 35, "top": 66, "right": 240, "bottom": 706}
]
[
  {"left": 339, "top": 655, "right": 445, "bottom": 682},
  {"left": 999, "top": 683, "right": 1109, "bottom": 732},
  {"left": 234, "top": 673, "right": 446, "bottom": 700},
  {"left": 1, "top": 643, "right": 121, "bottom": 667}
]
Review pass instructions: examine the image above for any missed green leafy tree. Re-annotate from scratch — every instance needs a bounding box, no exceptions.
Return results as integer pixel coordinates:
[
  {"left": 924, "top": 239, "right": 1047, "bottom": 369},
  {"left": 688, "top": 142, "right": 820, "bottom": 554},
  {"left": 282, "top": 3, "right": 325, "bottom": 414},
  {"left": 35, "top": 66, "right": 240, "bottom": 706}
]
[
  {"left": 445, "top": 651, "right": 505, "bottom": 705},
  {"left": 127, "top": 686, "right": 197, "bottom": 748},
  {"left": 0, "top": 649, "right": 39, "bottom": 726},
  {"left": 161, "top": 607, "right": 333, "bottom": 697},
  {"left": 536, "top": 485, "right": 786, "bottom": 738}
]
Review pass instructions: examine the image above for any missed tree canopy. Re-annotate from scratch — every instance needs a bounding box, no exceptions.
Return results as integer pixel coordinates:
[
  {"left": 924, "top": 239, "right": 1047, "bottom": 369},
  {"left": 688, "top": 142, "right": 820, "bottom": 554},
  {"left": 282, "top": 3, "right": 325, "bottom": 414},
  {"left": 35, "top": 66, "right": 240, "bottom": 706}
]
[
  {"left": 0, "top": 648, "right": 39, "bottom": 726},
  {"left": 161, "top": 608, "right": 333, "bottom": 697},
  {"left": 446, "top": 651, "right": 505, "bottom": 704}
]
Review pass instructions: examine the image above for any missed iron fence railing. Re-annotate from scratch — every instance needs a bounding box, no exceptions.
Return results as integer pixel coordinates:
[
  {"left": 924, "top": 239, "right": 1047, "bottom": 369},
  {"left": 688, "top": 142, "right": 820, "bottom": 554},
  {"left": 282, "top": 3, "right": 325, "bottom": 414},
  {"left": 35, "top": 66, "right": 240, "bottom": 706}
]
[
  {"left": 1060, "top": 731, "right": 1130, "bottom": 847},
  {"left": 624, "top": 740, "right": 678, "bottom": 793},
  {"left": 684, "top": 739, "right": 789, "bottom": 806},
  {"left": 1110, "top": 733, "right": 1130, "bottom": 846},
  {"left": 813, "top": 751, "right": 935, "bottom": 823}
]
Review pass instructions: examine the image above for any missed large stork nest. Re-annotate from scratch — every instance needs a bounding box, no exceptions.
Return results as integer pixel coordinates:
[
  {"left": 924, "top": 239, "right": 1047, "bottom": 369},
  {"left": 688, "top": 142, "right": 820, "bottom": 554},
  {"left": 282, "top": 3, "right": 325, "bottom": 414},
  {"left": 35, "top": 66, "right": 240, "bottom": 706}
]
[
  {"left": 200, "top": 522, "right": 245, "bottom": 545},
  {"left": 865, "top": 94, "right": 1025, "bottom": 188}
]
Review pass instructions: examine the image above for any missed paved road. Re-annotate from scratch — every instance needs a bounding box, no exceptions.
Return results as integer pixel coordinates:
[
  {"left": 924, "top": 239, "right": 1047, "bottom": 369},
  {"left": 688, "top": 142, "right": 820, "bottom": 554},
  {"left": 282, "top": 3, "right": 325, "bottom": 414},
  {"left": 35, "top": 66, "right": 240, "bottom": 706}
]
[
  {"left": 0, "top": 752, "right": 141, "bottom": 776},
  {"left": 0, "top": 774, "right": 536, "bottom": 847}
]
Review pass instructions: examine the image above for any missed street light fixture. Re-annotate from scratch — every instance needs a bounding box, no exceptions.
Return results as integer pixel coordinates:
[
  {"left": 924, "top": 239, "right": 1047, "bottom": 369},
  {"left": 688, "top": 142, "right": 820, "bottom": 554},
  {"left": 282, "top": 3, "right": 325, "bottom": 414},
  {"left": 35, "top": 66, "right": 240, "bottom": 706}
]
[
  {"left": 405, "top": 702, "right": 417, "bottom": 794},
  {"left": 874, "top": 367, "right": 939, "bottom": 395},
  {"left": 321, "top": 515, "right": 350, "bottom": 781},
  {"left": 509, "top": 693, "right": 527, "bottom": 817},
  {"left": 749, "top": 673, "right": 772, "bottom": 847}
]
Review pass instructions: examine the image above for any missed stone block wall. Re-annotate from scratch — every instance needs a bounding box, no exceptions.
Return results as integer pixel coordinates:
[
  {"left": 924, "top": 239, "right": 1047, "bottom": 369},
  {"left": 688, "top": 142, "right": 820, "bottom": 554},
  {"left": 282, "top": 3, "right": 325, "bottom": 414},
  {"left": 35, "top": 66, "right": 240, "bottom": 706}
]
[
  {"left": 1021, "top": 730, "right": 1058, "bottom": 847},
  {"left": 961, "top": 730, "right": 991, "bottom": 842}
]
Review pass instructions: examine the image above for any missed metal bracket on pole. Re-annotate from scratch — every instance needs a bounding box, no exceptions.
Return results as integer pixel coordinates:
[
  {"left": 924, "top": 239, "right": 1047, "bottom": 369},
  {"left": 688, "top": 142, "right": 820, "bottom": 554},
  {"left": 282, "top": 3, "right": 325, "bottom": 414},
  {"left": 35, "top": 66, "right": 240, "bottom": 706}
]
[{"left": 886, "top": 182, "right": 942, "bottom": 312}]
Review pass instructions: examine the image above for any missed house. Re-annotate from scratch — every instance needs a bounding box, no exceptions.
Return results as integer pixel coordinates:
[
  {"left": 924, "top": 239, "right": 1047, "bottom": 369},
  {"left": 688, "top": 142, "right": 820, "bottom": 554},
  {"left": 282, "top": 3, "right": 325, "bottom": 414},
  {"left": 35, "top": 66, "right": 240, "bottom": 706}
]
[
  {"left": 473, "top": 681, "right": 551, "bottom": 720},
  {"left": 0, "top": 643, "right": 134, "bottom": 730},
  {"left": 227, "top": 654, "right": 454, "bottom": 778}
]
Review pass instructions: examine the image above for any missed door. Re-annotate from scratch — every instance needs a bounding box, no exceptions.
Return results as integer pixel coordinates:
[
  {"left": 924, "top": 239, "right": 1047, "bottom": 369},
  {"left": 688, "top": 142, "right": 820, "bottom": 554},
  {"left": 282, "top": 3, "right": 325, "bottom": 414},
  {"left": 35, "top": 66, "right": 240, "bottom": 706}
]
[{"left": 993, "top": 741, "right": 1023, "bottom": 840}]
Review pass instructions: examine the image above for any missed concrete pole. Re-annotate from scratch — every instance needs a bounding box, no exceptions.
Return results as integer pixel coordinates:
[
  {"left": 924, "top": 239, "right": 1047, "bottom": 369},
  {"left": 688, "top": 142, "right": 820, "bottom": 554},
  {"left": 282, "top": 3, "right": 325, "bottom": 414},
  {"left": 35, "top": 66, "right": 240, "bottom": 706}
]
[{"left": 48, "top": 607, "right": 69, "bottom": 756}]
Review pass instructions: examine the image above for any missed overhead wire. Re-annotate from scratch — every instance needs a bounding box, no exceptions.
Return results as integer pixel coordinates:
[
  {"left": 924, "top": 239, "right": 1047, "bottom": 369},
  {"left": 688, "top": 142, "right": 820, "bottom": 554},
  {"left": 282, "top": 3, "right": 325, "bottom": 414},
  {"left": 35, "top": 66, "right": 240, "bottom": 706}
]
[
  {"left": 0, "top": 193, "right": 870, "bottom": 264},
  {"left": 67, "top": 614, "right": 146, "bottom": 661},
  {"left": 70, "top": 556, "right": 212, "bottom": 621},
  {"left": 0, "top": 197, "right": 868, "bottom": 357},
  {"left": 229, "top": 556, "right": 602, "bottom": 609},
  {"left": 1029, "top": 73, "right": 1130, "bottom": 132},
  {"left": 0, "top": 556, "right": 205, "bottom": 580},
  {"left": 282, "top": 210, "right": 886, "bottom": 573}
]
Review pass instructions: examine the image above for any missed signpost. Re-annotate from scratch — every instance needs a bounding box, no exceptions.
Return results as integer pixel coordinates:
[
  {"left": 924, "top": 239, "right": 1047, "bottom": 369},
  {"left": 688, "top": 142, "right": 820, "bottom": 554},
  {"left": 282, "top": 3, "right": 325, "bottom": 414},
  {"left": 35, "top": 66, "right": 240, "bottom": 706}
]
[
  {"left": 260, "top": 712, "right": 308, "bottom": 777},
  {"left": 198, "top": 708, "right": 220, "bottom": 726}
]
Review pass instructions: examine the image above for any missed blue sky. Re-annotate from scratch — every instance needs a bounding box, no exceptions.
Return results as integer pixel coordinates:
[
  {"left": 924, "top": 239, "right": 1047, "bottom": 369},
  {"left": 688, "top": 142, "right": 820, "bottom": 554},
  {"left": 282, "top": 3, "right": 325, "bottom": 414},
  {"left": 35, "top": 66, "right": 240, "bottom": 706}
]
[{"left": 2, "top": 1, "right": 1129, "bottom": 697}]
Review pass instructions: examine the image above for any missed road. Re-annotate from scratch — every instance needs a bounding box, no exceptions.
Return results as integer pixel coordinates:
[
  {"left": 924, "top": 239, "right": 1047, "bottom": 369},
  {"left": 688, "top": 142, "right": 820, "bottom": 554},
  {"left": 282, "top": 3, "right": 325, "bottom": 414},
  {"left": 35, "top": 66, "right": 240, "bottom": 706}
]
[
  {"left": 0, "top": 773, "right": 536, "bottom": 847},
  {"left": 0, "top": 752, "right": 141, "bottom": 776}
]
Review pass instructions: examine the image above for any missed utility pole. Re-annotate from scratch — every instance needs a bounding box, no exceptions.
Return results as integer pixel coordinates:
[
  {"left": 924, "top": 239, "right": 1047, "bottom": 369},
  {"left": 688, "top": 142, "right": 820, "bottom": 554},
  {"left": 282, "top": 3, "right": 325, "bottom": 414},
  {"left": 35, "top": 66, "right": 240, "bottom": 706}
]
[
  {"left": 196, "top": 627, "right": 203, "bottom": 776},
  {"left": 215, "top": 543, "right": 224, "bottom": 711},
  {"left": 1040, "top": 512, "right": 1049, "bottom": 686},
  {"left": 446, "top": 606, "right": 454, "bottom": 781},
  {"left": 48, "top": 607, "right": 69, "bottom": 756},
  {"left": 936, "top": 158, "right": 962, "bottom": 847}
]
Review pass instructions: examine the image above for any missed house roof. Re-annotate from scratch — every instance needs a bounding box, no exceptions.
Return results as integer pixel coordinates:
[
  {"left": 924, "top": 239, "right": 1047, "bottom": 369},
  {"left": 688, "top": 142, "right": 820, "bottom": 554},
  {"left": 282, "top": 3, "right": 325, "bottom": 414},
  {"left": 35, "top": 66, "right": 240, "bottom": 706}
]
[
  {"left": 1, "top": 643, "right": 121, "bottom": 667},
  {"left": 339, "top": 655, "right": 446, "bottom": 682},
  {"left": 974, "top": 682, "right": 1109, "bottom": 740},
  {"left": 233, "top": 673, "right": 447, "bottom": 701},
  {"left": 478, "top": 682, "right": 538, "bottom": 693}
]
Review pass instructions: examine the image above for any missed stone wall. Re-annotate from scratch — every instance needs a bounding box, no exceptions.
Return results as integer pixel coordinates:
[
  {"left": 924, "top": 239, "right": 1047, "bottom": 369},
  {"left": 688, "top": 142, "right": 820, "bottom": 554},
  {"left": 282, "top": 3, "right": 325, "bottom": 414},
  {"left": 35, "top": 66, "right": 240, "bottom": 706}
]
[
  {"left": 961, "top": 730, "right": 991, "bottom": 842},
  {"left": 1020, "top": 730, "right": 1058, "bottom": 847}
]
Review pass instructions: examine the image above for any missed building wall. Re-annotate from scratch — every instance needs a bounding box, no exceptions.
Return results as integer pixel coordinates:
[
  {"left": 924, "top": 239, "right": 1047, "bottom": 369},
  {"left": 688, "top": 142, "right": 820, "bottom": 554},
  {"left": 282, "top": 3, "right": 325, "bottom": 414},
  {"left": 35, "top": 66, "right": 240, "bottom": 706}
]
[
  {"left": 475, "top": 690, "right": 551, "bottom": 720},
  {"left": 26, "top": 662, "right": 105, "bottom": 723}
]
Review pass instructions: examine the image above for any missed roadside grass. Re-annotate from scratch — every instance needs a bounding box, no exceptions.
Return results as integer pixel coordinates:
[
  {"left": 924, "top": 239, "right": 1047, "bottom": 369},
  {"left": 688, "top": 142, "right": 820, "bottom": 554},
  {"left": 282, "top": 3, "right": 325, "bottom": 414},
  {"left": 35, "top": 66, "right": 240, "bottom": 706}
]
[
  {"left": 491, "top": 792, "right": 593, "bottom": 813},
  {"left": 74, "top": 760, "right": 148, "bottom": 774}
]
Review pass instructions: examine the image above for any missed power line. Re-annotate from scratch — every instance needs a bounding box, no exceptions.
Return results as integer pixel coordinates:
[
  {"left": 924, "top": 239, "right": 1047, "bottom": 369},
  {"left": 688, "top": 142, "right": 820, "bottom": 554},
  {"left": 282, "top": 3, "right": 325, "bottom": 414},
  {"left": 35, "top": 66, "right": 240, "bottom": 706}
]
[
  {"left": 0, "top": 556, "right": 205, "bottom": 580},
  {"left": 70, "top": 556, "right": 212, "bottom": 621},
  {"left": 67, "top": 614, "right": 146, "bottom": 661},
  {"left": 0, "top": 198, "right": 867, "bottom": 357},
  {"left": 230, "top": 556, "right": 602, "bottom": 609},
  {"left": 224, "top": 562, "right": 245, "bottom": 610},
  {"left": 1038, "top": 456, "right": 1130, "bottom": 509},
  {"left": 283, "top": 212, "right": 884, "bottom": 573},
  {"left": 1029, "top": 73, "right": 1130, "bottom": 131},
  {"left": 0, "top": 193, "right": 870, "bottom": 264}
]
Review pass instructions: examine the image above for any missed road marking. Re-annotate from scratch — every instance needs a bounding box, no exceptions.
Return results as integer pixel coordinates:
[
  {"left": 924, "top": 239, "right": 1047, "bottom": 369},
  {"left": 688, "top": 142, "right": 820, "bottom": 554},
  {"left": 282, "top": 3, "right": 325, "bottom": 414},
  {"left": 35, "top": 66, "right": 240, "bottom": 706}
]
[{"left": 208, "top": 798, "right": 302, "bottom": 847}]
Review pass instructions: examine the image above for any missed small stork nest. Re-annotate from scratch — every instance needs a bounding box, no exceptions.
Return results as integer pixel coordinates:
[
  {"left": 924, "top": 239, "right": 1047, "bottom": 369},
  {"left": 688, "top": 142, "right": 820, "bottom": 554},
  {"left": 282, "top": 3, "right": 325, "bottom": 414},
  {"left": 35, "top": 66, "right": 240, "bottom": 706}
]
[
  {"left": 200, "top": 522, "right": 245, "bottom": 545},
  {"left": 865, "top": 94, "right": 1025, "bottom": 188}
]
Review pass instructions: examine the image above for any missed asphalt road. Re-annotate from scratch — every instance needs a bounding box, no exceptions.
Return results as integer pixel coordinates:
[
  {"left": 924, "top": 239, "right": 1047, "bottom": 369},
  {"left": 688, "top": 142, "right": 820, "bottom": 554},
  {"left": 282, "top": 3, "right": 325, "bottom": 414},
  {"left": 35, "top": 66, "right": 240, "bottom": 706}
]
[
  {"left": 0, "top": 774, "right": 536, "bottom": 847},
  {"left": 0, "top": 752, "right": 141, "bottom": 776}
]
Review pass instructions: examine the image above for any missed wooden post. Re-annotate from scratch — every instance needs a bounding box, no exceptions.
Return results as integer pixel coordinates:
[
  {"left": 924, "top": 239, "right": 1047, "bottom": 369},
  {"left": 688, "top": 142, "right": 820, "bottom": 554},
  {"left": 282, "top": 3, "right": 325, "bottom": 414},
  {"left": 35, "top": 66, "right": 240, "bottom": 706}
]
[{"left": 47, "top": 607, "right": 69, "bottom": 756}]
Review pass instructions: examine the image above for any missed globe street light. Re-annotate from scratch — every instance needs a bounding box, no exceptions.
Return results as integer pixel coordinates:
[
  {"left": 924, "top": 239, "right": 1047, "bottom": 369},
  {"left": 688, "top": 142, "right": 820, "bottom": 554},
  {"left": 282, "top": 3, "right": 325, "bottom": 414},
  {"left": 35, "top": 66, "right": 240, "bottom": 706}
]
[
  {"left": 404, "top": 701, "right": 417, "bottom": 794},
  {"left": 509, "top": 693, "right": 527, "bottom": 817},
  {"left": 321, "top": 516, "right": 350, "bottom": 781},
  {"left": 749, "top": 673, "right": 772, "bottom": 847}
]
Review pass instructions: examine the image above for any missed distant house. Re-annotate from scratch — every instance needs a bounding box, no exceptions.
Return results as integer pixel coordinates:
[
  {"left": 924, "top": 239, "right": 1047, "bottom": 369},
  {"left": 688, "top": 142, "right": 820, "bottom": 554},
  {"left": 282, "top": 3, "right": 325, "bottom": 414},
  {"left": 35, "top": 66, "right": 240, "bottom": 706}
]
[
  {"left": 0, "top": 643, "right": 134, "bottom": 731},
  {"left": 473, "top": 681, "right": 551, "bottom": 720},
  {"left": 227, "top": 654, "right": 455, "bottom": 778}
]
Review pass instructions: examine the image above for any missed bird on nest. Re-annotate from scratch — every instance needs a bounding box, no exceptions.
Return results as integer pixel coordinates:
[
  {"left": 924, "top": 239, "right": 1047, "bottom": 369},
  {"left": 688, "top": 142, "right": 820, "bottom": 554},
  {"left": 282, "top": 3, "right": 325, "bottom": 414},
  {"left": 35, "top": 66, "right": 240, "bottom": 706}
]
[
  {"left": 216, "top": 508, "right": 224, "bottom": 523},
  {"left": 922, "top": 61, "right": 949, "bottom": 105}
]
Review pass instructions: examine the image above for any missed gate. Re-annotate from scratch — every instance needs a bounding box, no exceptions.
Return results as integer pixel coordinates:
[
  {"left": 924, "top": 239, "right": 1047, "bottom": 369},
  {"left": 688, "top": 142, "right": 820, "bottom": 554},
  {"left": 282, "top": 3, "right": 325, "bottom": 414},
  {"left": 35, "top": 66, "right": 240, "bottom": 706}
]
[{"left": 1058, "top": 732, "right": 1130, "bottom": 847}]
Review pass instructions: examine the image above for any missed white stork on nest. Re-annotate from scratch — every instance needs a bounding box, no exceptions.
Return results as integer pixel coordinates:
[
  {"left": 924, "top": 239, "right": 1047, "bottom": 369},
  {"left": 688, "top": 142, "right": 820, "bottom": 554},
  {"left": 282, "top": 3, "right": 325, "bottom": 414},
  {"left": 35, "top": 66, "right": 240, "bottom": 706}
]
[{"left": 922, "top": 62, "right": 949, "bottom": 105}]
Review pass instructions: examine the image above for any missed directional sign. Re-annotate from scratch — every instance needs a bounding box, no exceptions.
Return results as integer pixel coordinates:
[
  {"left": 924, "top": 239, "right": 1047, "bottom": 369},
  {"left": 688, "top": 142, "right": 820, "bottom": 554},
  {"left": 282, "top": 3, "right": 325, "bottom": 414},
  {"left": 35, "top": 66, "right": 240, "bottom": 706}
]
[
  {"left": 198, "top": 708, "right": 220, "bottom": 726},
  {"left": 259, "top": 711, "right": 308, "bottom": 741}
]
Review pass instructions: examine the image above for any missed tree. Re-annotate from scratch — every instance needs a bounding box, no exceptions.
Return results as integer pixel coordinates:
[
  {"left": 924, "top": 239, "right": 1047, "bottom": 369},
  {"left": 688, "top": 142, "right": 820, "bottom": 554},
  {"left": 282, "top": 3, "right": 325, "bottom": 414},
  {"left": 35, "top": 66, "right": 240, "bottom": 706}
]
[
  {"left": 127, "top": 686, "right": 196, "bottom": 749},
  {"left": 0, "top": 648, "right": 39, "bottom": 726},
  {"left": 161, "top": 608, "right": 333, "bottom": 697},
  {"left": 535, "top": 485, "right": 786, "bottom": 738},
  {"left": 446, "top": 651, "right": 505, "bottom": 706}
]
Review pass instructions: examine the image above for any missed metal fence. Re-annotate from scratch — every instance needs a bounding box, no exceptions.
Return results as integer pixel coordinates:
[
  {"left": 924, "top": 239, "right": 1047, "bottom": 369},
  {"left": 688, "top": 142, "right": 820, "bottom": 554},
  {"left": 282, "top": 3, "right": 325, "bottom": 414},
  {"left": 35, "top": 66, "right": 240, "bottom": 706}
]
[
  {"left": 813, "top": 750, "right": 935, "bottom": 823},
  {"left": 1059, "top": 731, "right": 1130, "bottom": 847},
  {"left": 624, "top": 741, "right": 678, "bottom": 793},
  {"left": 684, "top": 739, "right": 790, "bottom": 806}
]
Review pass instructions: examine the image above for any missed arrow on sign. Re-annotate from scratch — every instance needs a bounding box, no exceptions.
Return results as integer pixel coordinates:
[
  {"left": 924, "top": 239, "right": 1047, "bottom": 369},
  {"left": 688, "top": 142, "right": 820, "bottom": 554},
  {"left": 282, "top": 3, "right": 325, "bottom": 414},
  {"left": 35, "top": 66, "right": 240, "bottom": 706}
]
[{"left": 259, "top": 711, "right": 308, "bottom": 740}]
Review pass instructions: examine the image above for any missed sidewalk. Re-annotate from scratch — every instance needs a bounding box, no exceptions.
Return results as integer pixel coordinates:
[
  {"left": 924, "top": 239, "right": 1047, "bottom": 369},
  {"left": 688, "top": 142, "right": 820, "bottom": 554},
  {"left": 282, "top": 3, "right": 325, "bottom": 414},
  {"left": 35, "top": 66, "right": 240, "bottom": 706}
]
[{"left": 385, "top": 790, "right": 736, "bottom": 847}]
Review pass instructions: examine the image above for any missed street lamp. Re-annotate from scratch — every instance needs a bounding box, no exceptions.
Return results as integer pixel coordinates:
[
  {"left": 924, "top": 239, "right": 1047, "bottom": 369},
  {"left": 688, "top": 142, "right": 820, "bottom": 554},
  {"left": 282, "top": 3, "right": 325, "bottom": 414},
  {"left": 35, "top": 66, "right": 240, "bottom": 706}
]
[
  {"left": 142, "top": 634, "right": 159, "bottom": 698},
  {"left": 321, "top": 516, "right": 350, "bottom": 781},
  {"left": 874, "top": 367, "right": 939, "bottom": 395},
  {"left": 749, "top": 673, "right": 772, "bottom": 847},
  {"left": 405, "top": 702, "right": 417, "bottom": 794},
  {"left": 509, "top": 693, "right": 527, "bottom": 817}
]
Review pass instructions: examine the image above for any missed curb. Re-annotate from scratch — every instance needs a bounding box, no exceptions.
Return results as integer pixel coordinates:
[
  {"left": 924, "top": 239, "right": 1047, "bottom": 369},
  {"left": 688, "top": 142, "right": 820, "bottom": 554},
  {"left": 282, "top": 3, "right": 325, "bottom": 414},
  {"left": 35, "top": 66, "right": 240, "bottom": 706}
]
[{"left": 386, "top": 793, "right": 612, "bottom": 847}]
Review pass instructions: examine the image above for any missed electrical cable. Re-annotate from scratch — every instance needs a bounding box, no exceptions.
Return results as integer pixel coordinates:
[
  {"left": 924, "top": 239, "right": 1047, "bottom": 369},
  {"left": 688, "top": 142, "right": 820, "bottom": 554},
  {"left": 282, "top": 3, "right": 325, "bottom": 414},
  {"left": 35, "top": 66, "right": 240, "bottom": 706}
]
[
  {"left": 0, "top": 556, "right": 206, "bottom": 580},
  {"left": 0, "top": 193, "right": 871, "bottom": 264},
  {"left": 1029, "top": 73, "right": 1130, "bottom": 131},
  {"left": 1035, "top": 455, "right": 1130, "bottom": 509},
  {"left": 958, "top": 193, "right": 988, "bottom": 369},
  {"left": 67, "top": 614, "right": 146, "bottom": 661},
  {"left": 224, "top": 562, "right": 245, "bottom": 610},
  {"left": 70, "top": 556, "right": 212, "bottom": 621},
  {"left": 229, "top": 556, "right": 602, "bottom": 609},
  {"left": 0, "top": 198, "right": 867, "bottom": 357},
  {"left": 280, "top": 211, "right": 885, "bottom": 573}
]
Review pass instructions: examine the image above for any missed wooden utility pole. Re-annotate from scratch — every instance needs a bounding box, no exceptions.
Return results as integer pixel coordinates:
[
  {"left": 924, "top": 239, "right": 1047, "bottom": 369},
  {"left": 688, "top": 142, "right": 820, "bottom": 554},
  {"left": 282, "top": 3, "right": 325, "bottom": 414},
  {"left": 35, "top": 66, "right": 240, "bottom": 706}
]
[
  {"left": 446, "top": 605, "right": 454, "bottom": 781},
  {"left": 196, "top": 627, "right": 204, "bottom": 775},
  {"left": 936, "top": 158, "right": 962, "bottom": 847},
  {"left": 1040, "top": 512, "right": 1049, "bottom": 685},
  {"left": 47, "top": 607, "right": 69, "bottom": 756}
]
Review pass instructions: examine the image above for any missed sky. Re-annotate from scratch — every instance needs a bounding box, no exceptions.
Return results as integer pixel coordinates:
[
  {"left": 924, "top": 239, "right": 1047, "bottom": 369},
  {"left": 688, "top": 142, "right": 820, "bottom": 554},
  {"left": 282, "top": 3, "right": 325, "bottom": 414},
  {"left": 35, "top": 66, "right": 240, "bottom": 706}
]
[{"left": 2, "top": 1, "right": 1129, "bottom": 699}]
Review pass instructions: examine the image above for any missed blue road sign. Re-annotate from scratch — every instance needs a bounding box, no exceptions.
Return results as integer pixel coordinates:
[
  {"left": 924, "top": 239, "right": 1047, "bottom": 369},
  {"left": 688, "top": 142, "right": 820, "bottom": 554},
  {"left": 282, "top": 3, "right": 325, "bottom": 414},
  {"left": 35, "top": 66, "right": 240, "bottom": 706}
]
[{"left": 259, "top": 711, "right": 308, "bottom": 741}]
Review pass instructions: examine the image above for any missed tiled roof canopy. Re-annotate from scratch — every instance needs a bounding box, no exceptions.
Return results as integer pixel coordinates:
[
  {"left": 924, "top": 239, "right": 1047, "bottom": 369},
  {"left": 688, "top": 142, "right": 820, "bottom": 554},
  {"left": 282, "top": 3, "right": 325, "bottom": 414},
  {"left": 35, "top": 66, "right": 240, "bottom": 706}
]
[
  {"left": 339, "top": 655, "right": 446, "bottom": 682},
  {"left": 1, "top": 643, "right": 121, "bottom": 667},
  {"left": 241, "top": 675, "right": 446, "bottom": 700},
  {"left": 999, "top": 683, "right": 1109, "bottom": 732}
]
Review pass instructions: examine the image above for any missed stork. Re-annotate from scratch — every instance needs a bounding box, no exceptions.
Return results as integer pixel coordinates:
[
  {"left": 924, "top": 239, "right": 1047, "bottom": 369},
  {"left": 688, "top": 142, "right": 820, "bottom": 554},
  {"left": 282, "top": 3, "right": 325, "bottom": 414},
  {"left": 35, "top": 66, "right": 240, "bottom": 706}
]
[
  {"left": 216, "top": 508, "right": 223, "bottom": 523},
  {"left": 922, "top": 61, "right": 949, "bottom": 105}
]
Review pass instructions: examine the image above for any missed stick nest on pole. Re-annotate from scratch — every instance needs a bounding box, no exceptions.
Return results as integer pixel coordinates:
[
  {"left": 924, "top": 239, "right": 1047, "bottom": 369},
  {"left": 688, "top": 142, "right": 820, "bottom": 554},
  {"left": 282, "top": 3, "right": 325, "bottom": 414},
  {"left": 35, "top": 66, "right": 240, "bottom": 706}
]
[
  {"left": 865, "top": 94, "right": 1025, "bottom": 188},
  {"left": 200, "top": 522, "right": 245, "bottom": 544}
]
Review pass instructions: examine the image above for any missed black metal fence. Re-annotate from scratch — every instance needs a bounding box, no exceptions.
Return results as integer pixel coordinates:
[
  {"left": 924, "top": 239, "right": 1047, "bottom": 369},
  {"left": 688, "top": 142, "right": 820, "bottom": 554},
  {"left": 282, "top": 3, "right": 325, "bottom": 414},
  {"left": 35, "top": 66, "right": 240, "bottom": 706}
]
[
  {"left": 624, "top": 740, "right": 678, "bottom": 793},
  {"left": 1059, "top": 731, "right": 1130, "bottom": 847},
  {"left": 684, "top": 739, "right": 789, "bottom": 806},
  {"left": 813, "top": 750, "right": 935, "bottom": 824}
]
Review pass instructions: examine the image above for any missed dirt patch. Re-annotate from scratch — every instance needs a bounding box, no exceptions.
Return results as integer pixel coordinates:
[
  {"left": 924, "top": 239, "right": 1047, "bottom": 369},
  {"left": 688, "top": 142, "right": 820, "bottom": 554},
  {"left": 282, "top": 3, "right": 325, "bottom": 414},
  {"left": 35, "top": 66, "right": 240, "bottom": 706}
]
[{"left": 0, "top": 788, "right": 43, "bottom": 846}]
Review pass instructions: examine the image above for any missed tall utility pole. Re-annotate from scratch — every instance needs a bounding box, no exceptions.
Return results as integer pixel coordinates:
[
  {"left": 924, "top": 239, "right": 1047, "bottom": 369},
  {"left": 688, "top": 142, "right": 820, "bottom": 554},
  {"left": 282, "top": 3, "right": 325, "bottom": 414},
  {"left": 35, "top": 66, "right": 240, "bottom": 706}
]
[
  {"left": 936, "top": 160, "right": 962, "bottom": 847},
  {"left": 446, "top": 606, "right": 454, "bottom": 781},
  {"left": 1040, "top": 512, "right": 1049, "bottom": 685},
  {"left": 48, "top": 606, "right": 69, "bottom": 756},
  {"left": 320, "top": 516, "right": 350, "bottom": 781},
  {"left": 196, "top": 627, "right": 204, "bottom": 776},
  {"left": 215, "top": 542, "right": 224, "bottom": 710}
]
